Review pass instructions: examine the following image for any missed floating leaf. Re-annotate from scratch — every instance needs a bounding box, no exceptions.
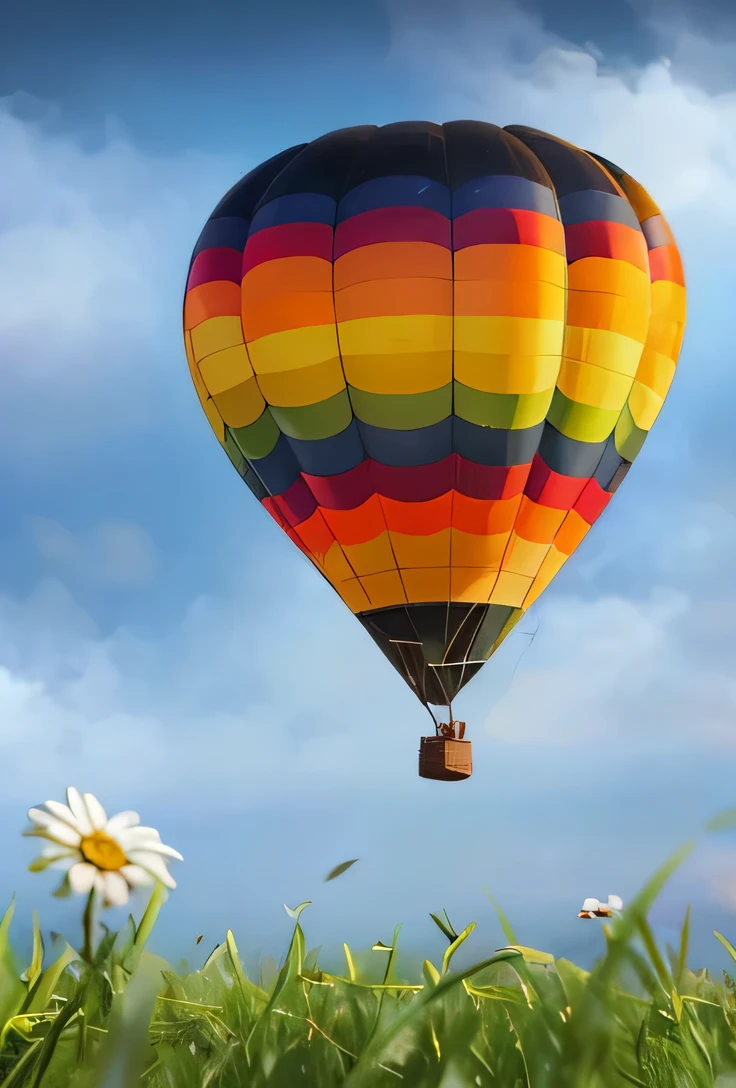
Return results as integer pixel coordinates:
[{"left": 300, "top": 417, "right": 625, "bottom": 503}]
[{"left": 324, "top": 858, "right": 359, "bottom": 882}]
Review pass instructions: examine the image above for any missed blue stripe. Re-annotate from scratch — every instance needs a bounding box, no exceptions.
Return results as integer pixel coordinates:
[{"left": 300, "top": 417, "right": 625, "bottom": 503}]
[
  {"left": 192, "top": 216, "right": 251, "bottom": 258},
  {"left": 249, "top": 433, "right": 301, "bottom": 495},
  {"left": 358, "top": 418, "right": 452, "bottom": 467},
  {"left": 287, "top": 419, "right": 365, "bottom": 476},
  {"left": 452, "top": 175, "right": 558, "bottom": 219},
  {"left": 640, "top": 214, "right": 672, "bottom": 250},
  {"left": 249, "top": 193, "right": 337, "bottom": 235},
  {"left": 453, "top": 419, "right": 544, "bottom": 467},
  {"left": 539, "top": 423, "right": 607, "bottom": 477},
  {"left": 592, "top": 435, "right": 627, "bottom": 490},
  {"left": 557, "top": 189, "right": 641, "bottom": 230},
  {"left": 337, "top": 176, "right": 451, "bottom": 222}
]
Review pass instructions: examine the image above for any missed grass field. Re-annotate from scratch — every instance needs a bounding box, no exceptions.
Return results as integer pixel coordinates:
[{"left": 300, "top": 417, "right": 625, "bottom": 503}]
[{"left": 3, "top": 828, "right": 736, "bottom": 1086}]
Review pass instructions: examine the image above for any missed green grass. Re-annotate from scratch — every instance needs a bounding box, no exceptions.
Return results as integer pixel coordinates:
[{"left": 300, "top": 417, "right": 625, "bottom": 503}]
[{"left": 3, "top": 835, "right": 736, "bottom": 1085}]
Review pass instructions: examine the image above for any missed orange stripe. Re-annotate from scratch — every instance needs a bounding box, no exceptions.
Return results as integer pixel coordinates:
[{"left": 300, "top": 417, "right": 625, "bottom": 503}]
[
  {"left": 554, "top": 510, "right": 590, "bottom": 556},
  {"left": 513, "top": 496, "right": 567, "bottom": 544},
  {"left": 454, "top": 278, "right": 563, "bottom": 319},
  {"left": 334, "top": 241, "right": 451, "bottom": 290},
  {"left": 454, "top": 244, "right": 563, "bottom": 282},
  {"left": 452, "top": 494, "right": 522, "bottom": 536},
  {"left": 381, "top": 494, "right": 453, "bottom": 536},
  {"left": 321, "top": 496, "right": 386, "bottom": 546},
  {"left": 242, "top": 256, "right": 335, "bottom": 340},
  {"left": 296, "top": 509, "right": 336, "bottom": 560},
  {"left": 184, "top": 281, "right": 241, "bottom": 329},
  {"left": 335, "top": 278, "right": 452, "bottom": 321}
]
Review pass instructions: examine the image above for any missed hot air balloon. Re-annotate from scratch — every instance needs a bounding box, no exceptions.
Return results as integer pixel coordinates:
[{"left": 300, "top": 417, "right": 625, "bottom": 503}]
[{"left": 182, "top": 121, "right": 685, "bottom": 782}]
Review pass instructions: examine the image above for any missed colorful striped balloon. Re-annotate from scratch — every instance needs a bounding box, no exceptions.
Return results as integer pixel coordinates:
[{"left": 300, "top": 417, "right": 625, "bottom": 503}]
[{"left": 183, "top": 121, "right": 685, "bottom": 714}]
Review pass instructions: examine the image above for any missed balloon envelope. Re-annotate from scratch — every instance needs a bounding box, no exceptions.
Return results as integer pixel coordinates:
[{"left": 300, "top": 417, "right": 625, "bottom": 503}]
[{"left": 183, "top": 121, "right": 685, "bottom": 709}]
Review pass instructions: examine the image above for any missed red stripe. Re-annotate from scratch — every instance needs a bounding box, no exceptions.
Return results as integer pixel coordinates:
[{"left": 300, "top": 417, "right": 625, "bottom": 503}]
[
  {"left": 524, "top": 454, "right": 589, "bottom": 510},
  {"left": 333, "top": 206, "right": 451, "bottom": 258},
  {"left": 648, "top": 244, "right": 685, "bottom": 286},
  {"left": 262, "top": 478, "right": 318, "bottom": 527},
  {"left": 453, "top": 208, "right": 565, "bottom": 253},
  {"left": 299, "top": 456, "right": 530, "bottom": 513},
  {"left": 573, "top": 479, "right": 612, "bottom": 525},
  {"left": 187, "top": 248, "right": 244, "bottom": 290},
  {"left": 565, "top": 220, "right": 649, "bottom": 271},
  {"left": 242, "top": 222, "right": 333, "bottom": 274}
]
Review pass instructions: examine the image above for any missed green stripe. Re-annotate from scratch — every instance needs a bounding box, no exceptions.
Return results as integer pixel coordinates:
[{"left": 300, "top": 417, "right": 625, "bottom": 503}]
[
  {"left": 614, "top": 403, "right": 648, "bottom": 462},
  {"left": 349, "top": 384, "right": 452, "bottom": 430},
  {"left": 269, "top": 390, "right": 352, "bottom": 440},
  {"left": 454, "top": 382, "right": 553, "bottom": 429},
  {"left": 230, "top": 409, "right": 280, "bottom": 459},
  {"left": 223, "top": 429, "right": 246, "bottom": 475},
  {"left": 546, "top": 389, "right": 619, "bottom": 444}
]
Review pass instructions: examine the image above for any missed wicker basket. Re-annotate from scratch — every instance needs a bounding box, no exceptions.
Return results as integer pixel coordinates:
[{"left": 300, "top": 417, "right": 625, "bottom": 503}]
[{"left": 418, "top": 736, "right": 472, "bottom": 781}]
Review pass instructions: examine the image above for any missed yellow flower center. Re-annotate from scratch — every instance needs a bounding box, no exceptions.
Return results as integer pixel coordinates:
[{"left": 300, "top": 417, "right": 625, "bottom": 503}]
[{"left": 80, "top": 831, "right": 127, "bottom": 871}]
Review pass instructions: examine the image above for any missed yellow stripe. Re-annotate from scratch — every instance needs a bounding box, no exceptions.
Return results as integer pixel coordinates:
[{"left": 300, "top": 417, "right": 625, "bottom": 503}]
[
  {"left": 256, "top": 360, "right": 346, "bottom": 407},
  {"left": 502, "top": 535, "right": 552, "bottom": 579},
  {"left": 489, "top": 571, "right": 533, "bottom": 608},
  {"left": 454, "top": 353, "right": 561, "bottom": 395},
  {"left": 556, "top": 359, "right": 634, "bottom": 412},
  {"left": 198, "top": 344, "right": 254, "bottom": 396},
  {"left": 390, "top": 530, "right": 451, "bottom": 568},
  {"left": 627, "top": 379, "right": 664, "bottom": 431},
  {"left": 450, "top": 529, "right": 509, "bottom": 568},
  {"left": 338, "top": 314, "right": 453, "bottom": 356},
  {"left": 212, "top": 377, "right": 265, "bottom": 429},
  {"left": 360, "top": 570, "right": 407, "bottom": 609},
  {"left": 342, "top": 534, "right": 396, "bottom": 577},
  {"left": 247, "top": 323, "right": 340, "bottom": 374},
  {"left": 454, "top": 315, "right": 564, "bottom": 356},
  {"left": 562, "top": 326, "right": 644, "bottom": 378},
  {"left": 335, "top": 577, "right": 372, "bottom": 613},
  {"left": 403, "top": 567, "right": 451, "bottom": 604},
  {"left": 190, "top": 317, "right": 244, "bottom": 362},
  {"left": 524, "top": 547, "right": 568, "bottom": 608},
  {"left": 345, "top": 351, "right": 451, "bottom": 395},
  {"left": 450, "top": 568, "right": 499, "bottom": 604},
  {"left": 633, "top": 348, "right": 676, "bottom": 400}
]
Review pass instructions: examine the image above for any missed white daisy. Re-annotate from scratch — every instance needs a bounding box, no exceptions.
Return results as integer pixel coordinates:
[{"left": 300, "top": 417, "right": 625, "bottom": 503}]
[
  {"left": 578, "top": 894, "right": 623, "bottom": 919},
  {"left": 25, "top": 787, "right": 183, "bottom": 908}
]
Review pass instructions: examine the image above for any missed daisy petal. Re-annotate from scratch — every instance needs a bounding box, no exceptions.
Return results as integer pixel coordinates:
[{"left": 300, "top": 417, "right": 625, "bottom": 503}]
[
  {"left": 106, "top": 811, "right": 140, "bottom": 836},
  {"left": 120, "top": 864, "right": 154, "bottom": 888},
  {"left": 126, "top": 850, "right": 176, "bottom": 889},
  {"left": 43, "top": 800, "right": 82, "bottom": 831},
  {"left": 581, "top": 898, "right": 600, "bottom": 912},
  {"left": 25, "top": 816, "right": 81, "bottom": 848},
  {"left": 119, "top": 826, "right": 161, "bottom": 846},
  {"left": 128, "top": 840, "right": 182, "bottom": 861},
  {"left": 68, "top": 862, "right": 97, "bottom": 895},
  {"left": 83, "top": 793, "right": 108, "bottom": 831},
  {"left": 608, "top": 895, "right": 623, "bottom": 912},
  {"left": 101, "top": 871, "right": 130, "bottom": 907},
  {"left": 65, "top": 789, "right": 93, "bottom": 836}
]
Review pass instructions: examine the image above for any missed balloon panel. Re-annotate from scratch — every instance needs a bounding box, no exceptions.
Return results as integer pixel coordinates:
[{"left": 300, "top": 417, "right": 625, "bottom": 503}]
[{"left": 183, "top": 122, "right": 685, "bottom": 706}]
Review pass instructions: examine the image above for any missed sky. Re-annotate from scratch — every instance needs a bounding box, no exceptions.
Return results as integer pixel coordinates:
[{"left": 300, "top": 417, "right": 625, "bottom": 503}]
[{"left": 2, "top": 0, "right": 736, "bottom": 975}]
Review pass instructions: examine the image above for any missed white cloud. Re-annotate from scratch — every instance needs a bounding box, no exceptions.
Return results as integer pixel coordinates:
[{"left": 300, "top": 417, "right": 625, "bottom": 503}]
[
  {"left": 387, "top": 0, "right": 736, "bottom": 252},
  {"left": 0, "top": 96, "right": 239, "bottom": 454}
]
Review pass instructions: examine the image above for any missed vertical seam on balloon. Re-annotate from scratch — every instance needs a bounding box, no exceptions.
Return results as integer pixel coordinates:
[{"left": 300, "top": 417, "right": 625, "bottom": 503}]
[
  {"left": 497, "top": 132, "right": 562, "bottom": 612},
  {"left": 442, "top": 122, "right": 456, "bottom": 649},
  {"left": 330, "top": 127, "right": 410, "bottom": 611}
]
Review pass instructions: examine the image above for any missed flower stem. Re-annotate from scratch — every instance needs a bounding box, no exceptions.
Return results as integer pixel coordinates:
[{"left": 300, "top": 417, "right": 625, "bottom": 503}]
[{"left": 82, "top": 887, "right": 97, "bottom": 963}]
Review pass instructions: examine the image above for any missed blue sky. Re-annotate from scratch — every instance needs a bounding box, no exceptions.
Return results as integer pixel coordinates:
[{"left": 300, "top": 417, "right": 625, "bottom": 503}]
[{"left": 2, "top": 0, "right": 736, "bottom": 973}]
